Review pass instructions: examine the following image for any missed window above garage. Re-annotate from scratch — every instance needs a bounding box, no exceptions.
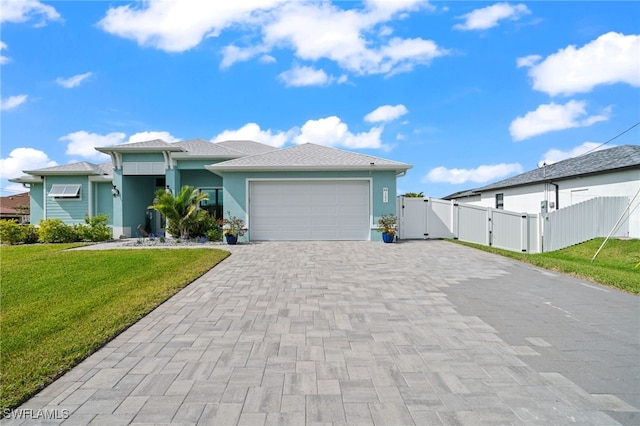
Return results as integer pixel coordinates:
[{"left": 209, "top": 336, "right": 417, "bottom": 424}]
[{"left": 48, "top": 184, "right": 81, "bottom": 198}]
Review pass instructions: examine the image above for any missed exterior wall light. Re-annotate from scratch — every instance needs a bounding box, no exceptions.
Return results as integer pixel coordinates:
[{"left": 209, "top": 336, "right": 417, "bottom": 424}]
[
  {"left": 166, "top": 185, "right": 173, "bottom": 195},
  {"left": 111, "top": 185, "right": 120, "bottom": 197}
]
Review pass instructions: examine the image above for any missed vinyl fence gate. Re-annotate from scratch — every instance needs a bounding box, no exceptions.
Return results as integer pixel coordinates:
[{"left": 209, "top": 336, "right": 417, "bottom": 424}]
[{"left": 397, "top": 196, "right": 629, "bottom": 253}]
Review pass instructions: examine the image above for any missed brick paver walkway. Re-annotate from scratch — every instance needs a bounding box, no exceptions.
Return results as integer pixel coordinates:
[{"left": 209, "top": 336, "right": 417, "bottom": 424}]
[{"left": 4, "top": 241, "right": 639, "bottom": 425}]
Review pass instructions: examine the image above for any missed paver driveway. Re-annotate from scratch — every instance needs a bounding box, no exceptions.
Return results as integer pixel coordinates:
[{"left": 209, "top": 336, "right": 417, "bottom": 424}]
[{"left": 5, "top": 240, "right": 639, "bottom": 425}]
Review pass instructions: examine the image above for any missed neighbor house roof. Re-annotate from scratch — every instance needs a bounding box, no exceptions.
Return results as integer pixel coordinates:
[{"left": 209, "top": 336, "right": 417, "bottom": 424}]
[
  {"left": 207, "top": 143, "right": 412, "bottom": 174},
  {"left": 0, "top": 192, "right": 30, "bottom": 216},
  {"left": 443, "top": 144, "right": 640, "bottom": 199},
  {"left": 23, "top": 161, "right": 114, "bottom": 176}
]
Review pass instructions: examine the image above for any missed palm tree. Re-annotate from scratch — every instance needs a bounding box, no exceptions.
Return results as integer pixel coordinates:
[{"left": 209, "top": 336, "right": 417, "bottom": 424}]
[
  {"left": 149, "top": 186, "right": 209, "bottom": 239},
  {"left": 404, "top": 192, "right": 424, "bottom": 198}
]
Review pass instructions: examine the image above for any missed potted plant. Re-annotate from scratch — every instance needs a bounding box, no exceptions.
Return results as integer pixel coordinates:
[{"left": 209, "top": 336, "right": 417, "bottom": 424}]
[
  {"left": 222, "top": 212, "right": 247, "bottom": 245},
  {"left": 377, "top": 214, "right": 397, "bottom": 243}
]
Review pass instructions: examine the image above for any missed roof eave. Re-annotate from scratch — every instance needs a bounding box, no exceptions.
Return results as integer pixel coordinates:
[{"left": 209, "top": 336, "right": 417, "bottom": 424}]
[
  {"left": 22, "top": 170, "right": 102, "bottom": 176},
  {"left": 206, "top": 165, "right": 412, "bottom": 173},
  {"left": 95, "top": 146, "right": 185, "bottom": 153},
  {"left": 9, "top": 176, "right": 43, "bottom": 184}
]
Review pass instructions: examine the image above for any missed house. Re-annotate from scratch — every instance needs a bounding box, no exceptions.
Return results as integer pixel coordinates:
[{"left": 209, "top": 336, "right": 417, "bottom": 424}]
[
  {"left": 443, "top": 144, "right": 640, "bottom": 237},
  {"left": 0, "top": 192, "right": 31, "bottom": 223},
  {"left": 11, "top": 139, "right": 412, "bottom": 241}
]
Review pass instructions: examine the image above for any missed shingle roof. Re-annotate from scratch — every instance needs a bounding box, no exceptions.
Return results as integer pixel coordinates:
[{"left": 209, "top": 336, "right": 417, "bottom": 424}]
[
  {"left": 172, "top": 139, "right": 245, "bottom": 158},
  {"left": 0, "top": 192, "right": 30, "bottom": 215},
  {"left": 96, "top": 139, "right": 184, "bottom": 153},
  {"left": 215, "top": 140, "right": 280, "bottom": 156},
  {"left": 24, "top": 161, "right": 113, "bottom": 176},
  {"left": 207, "top": 143, "right": 412, "bottom": 173},
  {"left": 446, "top": 145, "right": 640, "bottom": 198},
  {"left": 94, "top": 138, "right": 278, "bottom": 158}
]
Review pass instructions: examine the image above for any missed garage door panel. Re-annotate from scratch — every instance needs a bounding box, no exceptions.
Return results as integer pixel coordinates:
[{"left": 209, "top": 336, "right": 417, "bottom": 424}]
[{"left": 250, "top": 180, "right": 370, "bottom": 241}]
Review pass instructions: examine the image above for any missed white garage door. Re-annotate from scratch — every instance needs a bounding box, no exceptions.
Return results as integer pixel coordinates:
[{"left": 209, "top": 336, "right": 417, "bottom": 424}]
[{"left": 249, "top": 180, "right": 371, "bottom": 241}]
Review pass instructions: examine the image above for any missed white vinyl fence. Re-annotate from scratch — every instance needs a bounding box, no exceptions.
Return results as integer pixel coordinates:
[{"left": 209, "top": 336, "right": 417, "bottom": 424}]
[
  {"left": 398, "top": 196, "right": 629, "bottom": 253},
  {"left": 542, "top": 196, "right": 629, "bottom": 252}
]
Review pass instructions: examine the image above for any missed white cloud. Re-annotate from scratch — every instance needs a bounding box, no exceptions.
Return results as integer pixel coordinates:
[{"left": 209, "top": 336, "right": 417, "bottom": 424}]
[
  {"left": 278, "top": 65, "right": 345, "bottom": 87},
  {"left": 520, "top": 32, "right": 640, "bottom": 96},
  {"left": 509, "top": 100, "right": 610, "bottom": 141},
  {"left": 59, "top": 130, "right": 182, "bottom": 160},
  {"left": 0, "top": 94, "right": 28, "bottom": 110},
  {"left": 60, "top": 131, "right": 127, "bottom": 161},
  {"left": 294, "top": 116, "right": 386, "bottom": 150},
  {"left": 212, "top": 123, "right": 293, "bottom": 148},
  {"left": 98, "top": 0, "right": 286, "bottom": 52},
  {"left": 220, "top": 44, "right": 270, "bottom": 69},
  {"left": 212, "top": 115, "right": 388, "bottom": 150},
  {"left": 128, "top": 131, "right": 181, "bottom": 143},
  {"left": 259, "top": 54, "right": 276, "bottom": 64},
  {"left": 454, "top": 3, "right": 530, "bottom": 31},
  {"left": 0, "top": 41, "right": 10, "bottom": 65},
  {"left": 364, "top": 104, "right": 408, "bottom": 123},
  {"left": 0, "top": 0, "right": 61, "bottom": 25},
  {"left": 98, "top": 1, "right": 446, "bottom": 78},
  {"left": 256, "top": 2, "right": 447, "bottom": 76},
  {"left": 3, "top": 183, "right": 30, "bottom": 195},
  {"left": 0, "top": 148, "right": 57, "bottom": 179},
  {"left": 279, "top": 65, "right": 328, "bottom": 87},
  {"left": 539, "top": 142, "right": 611, "bottom": 166},
  {"left": 424, "top": 163, "right": 523, "bottom": 184},
  {"left": 56, "top": 72, "right": 94, "bottom": 88},
  {"left": 516, "top": 54, "right": 540, "bottom": 68}
]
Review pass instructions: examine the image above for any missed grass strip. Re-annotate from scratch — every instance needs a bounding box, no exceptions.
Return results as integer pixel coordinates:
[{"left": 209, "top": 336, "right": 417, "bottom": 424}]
[
  {"left": 0, "top": 244, "right": 229, "bottom": 411},
  {"left": 450, "top": 238, "right": 639, "bottom": 294}
]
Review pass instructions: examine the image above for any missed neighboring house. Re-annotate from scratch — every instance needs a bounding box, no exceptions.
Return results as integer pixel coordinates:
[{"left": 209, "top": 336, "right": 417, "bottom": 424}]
[
  {"left": 443, "top": 144, "right": 640, "bottom": 237},
  {"left": 11, "top": 139, "right": 412, "bottom": 241},
  {"left": 0, "top": 192, "right": 31, "bottom": 223}
]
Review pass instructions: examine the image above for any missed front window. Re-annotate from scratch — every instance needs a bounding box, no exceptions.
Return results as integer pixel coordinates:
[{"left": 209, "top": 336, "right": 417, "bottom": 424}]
[
  {"left": 48, "top": 184, "right": 81, "bottom": 199},
  {"left": 495, "top": 193, "right": 504, "bottom": 209},
  {"left": 199, "top": 188, "right": 223, "bottom": 220}
]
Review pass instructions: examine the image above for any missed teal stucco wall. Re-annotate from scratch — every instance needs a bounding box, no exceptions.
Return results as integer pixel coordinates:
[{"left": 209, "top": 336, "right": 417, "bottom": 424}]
[
  {"left": 180, "top": 169, "right": 222, "bottom": 189},
  {"left": 29, "top": 183, "right": 44, "bottom": 224},
  {"left": 94, "top": 182, "right": 114, "bottom": 225}
]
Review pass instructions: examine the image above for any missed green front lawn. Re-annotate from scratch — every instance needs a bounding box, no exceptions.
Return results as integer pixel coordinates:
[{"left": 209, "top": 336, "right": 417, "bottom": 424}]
[
  {"left": 0, "top": 244, "right": 229, "bottom": 411},
  {"left": 452, "top": 238, "right": 640, "bottom": 294}
]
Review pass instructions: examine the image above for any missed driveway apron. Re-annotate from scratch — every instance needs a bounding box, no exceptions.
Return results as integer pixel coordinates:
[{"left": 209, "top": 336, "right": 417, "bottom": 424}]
[{"left": 5, "top": 240, "right": 639, "bottom": 425}]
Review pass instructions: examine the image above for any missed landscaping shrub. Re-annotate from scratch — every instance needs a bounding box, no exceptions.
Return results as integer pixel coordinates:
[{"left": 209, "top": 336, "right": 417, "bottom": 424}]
[
  {"left": 205, "top": 226, "right": 223, "bottom": 242},
  {"left": 189, "top": 210, "right": 221, "bottom": 239},
  {"left": 38, "top": 219, "right": 80, "bottom": 243},
  {"left": 81, "top": 214, "right": 112, "bottom": 242},
  {"left": 21, "top": 224, "right": 39, "bottom": 244},
  {"left": 0, "top": 220, "right": 25, "bottom": 245}
]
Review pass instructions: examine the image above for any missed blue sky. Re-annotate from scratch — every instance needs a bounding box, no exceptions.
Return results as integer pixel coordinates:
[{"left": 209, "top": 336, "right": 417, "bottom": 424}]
[{"left": 1, "top": 0, "right": 639, "bottom": 197}]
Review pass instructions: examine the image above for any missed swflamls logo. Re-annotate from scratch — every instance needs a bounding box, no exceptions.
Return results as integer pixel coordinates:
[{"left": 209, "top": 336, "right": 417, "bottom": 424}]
[{"left": 2, "top": 408, "right": 70, "bottom": 419}]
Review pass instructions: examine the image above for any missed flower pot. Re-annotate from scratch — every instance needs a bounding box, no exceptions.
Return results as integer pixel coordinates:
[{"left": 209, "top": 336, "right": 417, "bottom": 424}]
[
  {"left": 225, "top": 234, "right": 238, "bottom": 245},
  {"left": 382, "top": 232, "right": 395, "bottom": 243}
]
